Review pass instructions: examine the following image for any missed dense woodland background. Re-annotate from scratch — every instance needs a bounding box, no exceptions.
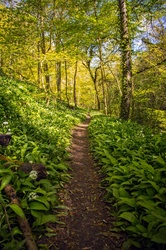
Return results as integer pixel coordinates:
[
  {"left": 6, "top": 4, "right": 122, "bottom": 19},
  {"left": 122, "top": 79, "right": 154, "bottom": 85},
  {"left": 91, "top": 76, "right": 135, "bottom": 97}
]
[{"left": 0, "top": 0, "right": 165, "bottom": 127}]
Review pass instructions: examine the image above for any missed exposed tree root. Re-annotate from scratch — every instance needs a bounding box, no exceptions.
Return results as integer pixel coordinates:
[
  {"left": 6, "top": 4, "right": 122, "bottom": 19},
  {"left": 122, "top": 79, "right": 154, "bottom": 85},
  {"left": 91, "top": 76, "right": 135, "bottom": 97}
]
[{"left": 4, "top": 184, "right": 38, "bottom": 250}]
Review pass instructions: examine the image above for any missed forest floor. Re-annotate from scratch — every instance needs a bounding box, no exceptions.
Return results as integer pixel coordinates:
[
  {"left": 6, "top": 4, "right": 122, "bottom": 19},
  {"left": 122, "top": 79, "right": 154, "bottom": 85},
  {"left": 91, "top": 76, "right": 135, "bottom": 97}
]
[{"left": 40, "top": 117, "right": 125, "bottom": 250}]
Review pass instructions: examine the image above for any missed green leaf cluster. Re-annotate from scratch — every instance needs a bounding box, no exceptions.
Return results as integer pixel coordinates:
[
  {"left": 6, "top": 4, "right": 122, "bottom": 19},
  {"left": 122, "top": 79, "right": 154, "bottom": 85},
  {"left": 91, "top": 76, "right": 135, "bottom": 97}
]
[{"left": 89, "top": 115, "right": 166, "bottom": 249}]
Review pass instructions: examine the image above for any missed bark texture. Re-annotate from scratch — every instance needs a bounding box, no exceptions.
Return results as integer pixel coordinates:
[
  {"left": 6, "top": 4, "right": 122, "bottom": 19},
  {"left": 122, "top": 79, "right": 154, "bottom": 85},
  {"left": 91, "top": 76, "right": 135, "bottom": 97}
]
[{"left": 118, "top": 0, "right": 133, "bottom": 120}]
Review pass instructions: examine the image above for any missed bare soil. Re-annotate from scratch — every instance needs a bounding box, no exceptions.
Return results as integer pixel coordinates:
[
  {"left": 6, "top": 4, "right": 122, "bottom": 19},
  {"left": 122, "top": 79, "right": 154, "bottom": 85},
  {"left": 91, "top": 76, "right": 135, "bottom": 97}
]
[{"left": 40, "top": 117, "right": 125, "bottom": 250}]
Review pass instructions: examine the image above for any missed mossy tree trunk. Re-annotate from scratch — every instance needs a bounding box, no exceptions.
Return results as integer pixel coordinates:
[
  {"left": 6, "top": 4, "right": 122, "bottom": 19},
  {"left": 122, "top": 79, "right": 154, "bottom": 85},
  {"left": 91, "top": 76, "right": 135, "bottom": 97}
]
[{"left": 118, "top": 0, "right": 133, "bottom": 120}]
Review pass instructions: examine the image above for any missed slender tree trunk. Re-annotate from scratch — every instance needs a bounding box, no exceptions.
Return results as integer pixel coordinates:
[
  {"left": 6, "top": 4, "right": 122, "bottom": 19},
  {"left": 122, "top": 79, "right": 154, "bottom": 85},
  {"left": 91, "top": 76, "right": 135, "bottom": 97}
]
[
  {"left": 93, "top": 70, "right": 101, "bottom": 111},
  {"left": 73, "top": 61, "right": 78, "bottom": 108},
  {"left": 56, "top": 61, "right": 61, "bottom": 100},
  {"left": 44, "top": 62, "right": 50, "bottom": 91},
  {"left": 0, "top": 50, "right": 4, "bottom": 76},
  {"left": 83, "top": 61, "right": 100, "bottom": 110},
  {"left": 64, "top": 60, "right": 70, "bottom": 105},
  {"left": 100, "top": 66, "right": 107, "bottom": 115},
  {"left": 118, "top": 0, "right": 133, "bottom": 120},
  {"left": 94, "top": 1, "right": 106, "bottom": 113},
  {"left": 37, "top": 42, "right": 41, "bottom": 87},
  {"left": 39, "top": 9, "right": 50, "bottom": 94},
  {"left": 98, "top": 37, "right": 107, "bottom": 115}
]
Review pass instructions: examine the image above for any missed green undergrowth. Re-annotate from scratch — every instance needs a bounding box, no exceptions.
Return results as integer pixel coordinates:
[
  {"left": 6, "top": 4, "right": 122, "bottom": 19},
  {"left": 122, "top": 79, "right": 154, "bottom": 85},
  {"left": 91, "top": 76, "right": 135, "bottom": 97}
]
[
  {"left": 0, "top": 76, "right": 86, "bottom": 249},
  {"left": 88, "top": 115, "right": 166, "bottom": 250}
]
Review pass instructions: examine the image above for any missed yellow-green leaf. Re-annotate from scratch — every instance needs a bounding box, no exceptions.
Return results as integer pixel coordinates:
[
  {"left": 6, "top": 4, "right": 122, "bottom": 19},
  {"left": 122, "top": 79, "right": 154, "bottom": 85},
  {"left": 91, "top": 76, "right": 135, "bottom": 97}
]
[{"left": 9, "top": 204, "right": 25, "bottom": 219}]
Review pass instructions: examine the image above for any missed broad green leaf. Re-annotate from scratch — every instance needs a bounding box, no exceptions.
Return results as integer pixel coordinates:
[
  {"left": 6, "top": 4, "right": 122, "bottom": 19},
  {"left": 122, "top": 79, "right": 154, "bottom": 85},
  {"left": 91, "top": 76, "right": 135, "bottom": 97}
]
[
  {"left": 126, "top": 226, "right": 139, "bottom": 234},
  {"left": 55, "top": 205, "right": 70, "bottom": 210},
  {"left": 9, "top": 204, "right": 25, "bottom": 219},
  {"left": 119, "top": 165, "right": 129, "bottom": 174},
  {"left": 158, "top": 187, "right": 166, "bottom": 195},
  {"left": 153, "top": 194, "right": 166, "bottom": 202},
  {"left": 0, "top": 174, "right": 12, "bottom": 190},
  {"left": 137, "top": 200, "right": 156, "bottom": 210},
  {"left": 110, "top": 176, "right": 125, "bottom": 182},
  {"left": 142, "top": 214, "right": 156, "bottom": 223},
  {"left": 12, "top": 227, "right": 22, "bottom": 236},
  {"left": 157, "top": 221, "right": 166, "bottom": 230},
  {"left": 153, "top": 156, "right": 166, "bottom": 166},
  {"left": 35, "top": 196, "right": 50, "bottom": 209},
  {"left": 146, "top": 181, "right": 160, "bottom": 192},
  {"left": 152, "top": 227, "right": 166, "bottom": 244},
  {"left": 22, "top": 180, "right": 35, "bottom": 188},
  {"left": 31, "top": 210, "right": 42, "bottom": 226},
  {"left": 29, "top": 201, "right": 49, "bottom": 211},
  {"left": 122, "top": 239, "right": 141, "bottom": 250},
  {"left": 31, "top": 210, "right": 42, "bottom": 218},
  {"left": 146, "top": 187, "right": 155, "bottom": 197},
  {"left": 103, "top": 149, "right": 118, "bottom": 165},
  {"left": 122, "top": 180, "right": 132, "bottom": 186},
  {"left": 34, "top": 187, "right": 46, "bottom": 195},
  {"left": 139, "top": 160, "right": 155, "bottom": 174},
  {"left": 131, "top": 190, "right": 142, "bottom": 198},
  {"left": 20, "top": 143, "right": 28, "bottom": 159},
  {"left": 148, "top": 220, "right": 160, "bottom": 232},
  {"left": 119, "top": 212, "right": 139, "bottom": 224},
  {"left": 118, "top": 197, "right": 136, "bottom": 207},
  {"left": 110, "top": 183, "right": 119, "bottom": 188},
  {"left": 136, "top": 224, "right": 147, "bottom": 233},
  {"left": 56, "top": 163, "right": 68, "bottom": 171},
  {"left": 151, "top": 209, "right": 166, "bottom": 221},
  {"left": 118, "top": 204, "right": 133, "bottom": 214},
  {"left": 112, "top": 188, "right": 119, "bottom": 198},
  {"left": 40, "top": 214, "right": 58, "bottom": 225},
  {"left": 119, "top": 187, "right": 131, "bottom": 198},
  {"left": 0, "top": 169, "right": 12, "bottom": 174}
]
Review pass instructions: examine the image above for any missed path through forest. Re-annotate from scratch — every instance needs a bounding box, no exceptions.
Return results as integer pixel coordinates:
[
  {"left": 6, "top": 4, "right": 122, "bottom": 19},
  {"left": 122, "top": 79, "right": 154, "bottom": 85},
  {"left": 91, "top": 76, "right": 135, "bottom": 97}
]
[{"left": 46, "top": 117, "right": 124, "bottom": 249}]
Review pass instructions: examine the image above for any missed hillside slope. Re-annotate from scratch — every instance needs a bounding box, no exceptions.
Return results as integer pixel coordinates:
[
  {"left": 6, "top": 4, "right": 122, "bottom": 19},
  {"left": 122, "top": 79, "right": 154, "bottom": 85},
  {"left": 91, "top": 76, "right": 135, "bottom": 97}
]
[{"left": 0, "top": 76, "right": 86, "bottom": 249}]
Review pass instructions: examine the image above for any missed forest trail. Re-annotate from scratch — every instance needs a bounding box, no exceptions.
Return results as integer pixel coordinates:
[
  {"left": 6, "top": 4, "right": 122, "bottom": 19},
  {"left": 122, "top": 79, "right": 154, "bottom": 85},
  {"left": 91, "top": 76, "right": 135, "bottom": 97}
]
[{"left": 49, "top": 117, "right": 124, "bottom": 250}]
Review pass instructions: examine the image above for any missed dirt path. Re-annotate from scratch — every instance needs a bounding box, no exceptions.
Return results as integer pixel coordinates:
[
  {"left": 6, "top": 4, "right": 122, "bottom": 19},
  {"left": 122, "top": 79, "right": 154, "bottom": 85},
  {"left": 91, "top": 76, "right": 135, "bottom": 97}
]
[{"left": 49, "top": 118, "right": 124, "bottom": 249}]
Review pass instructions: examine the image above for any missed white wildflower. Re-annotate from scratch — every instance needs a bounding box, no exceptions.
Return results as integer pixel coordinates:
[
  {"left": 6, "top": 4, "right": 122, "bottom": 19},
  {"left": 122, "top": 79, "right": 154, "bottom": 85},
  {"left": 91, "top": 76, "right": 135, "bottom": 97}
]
[
  {"left": 28, "top": 192, "right": 38, "bottom": 201},
  {"left": 3, "top": 121, "right": 8, "bottom": 125},
  {"left": 29, "top": 170, "right": 38, "bottom": 180},
  {"left": 6, "top": 129, "right": 11, "bottom": 135}
]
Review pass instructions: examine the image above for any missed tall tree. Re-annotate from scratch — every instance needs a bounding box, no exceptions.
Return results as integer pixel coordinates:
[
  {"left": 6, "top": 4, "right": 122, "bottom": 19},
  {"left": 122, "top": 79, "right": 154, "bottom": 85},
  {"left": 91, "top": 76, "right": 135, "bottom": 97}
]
[
  {"left": 118, "top": 0, "right": 133, "bottom": 120},
  {"left": 73, "top": 61, "right": 78, "bottom": 107}
]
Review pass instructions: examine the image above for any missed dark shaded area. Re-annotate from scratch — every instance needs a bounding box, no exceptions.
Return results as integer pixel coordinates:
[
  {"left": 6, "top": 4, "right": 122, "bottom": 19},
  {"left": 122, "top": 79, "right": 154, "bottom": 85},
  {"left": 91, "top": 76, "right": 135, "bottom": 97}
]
[{"left": 0, "top": 134, "right": 11, "bottom": 146}]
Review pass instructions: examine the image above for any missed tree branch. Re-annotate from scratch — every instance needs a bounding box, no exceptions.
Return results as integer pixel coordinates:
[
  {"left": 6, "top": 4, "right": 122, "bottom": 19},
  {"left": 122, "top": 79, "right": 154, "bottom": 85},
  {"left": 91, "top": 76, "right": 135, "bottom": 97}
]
[{"left": 135, "top": 58, "right": 166, "bottom": 75}]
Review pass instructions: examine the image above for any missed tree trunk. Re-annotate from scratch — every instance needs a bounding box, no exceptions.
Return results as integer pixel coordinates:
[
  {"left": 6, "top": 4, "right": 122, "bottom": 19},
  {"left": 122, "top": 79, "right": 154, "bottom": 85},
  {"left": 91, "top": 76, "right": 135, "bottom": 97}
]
[
  {"left": 73, "top": 61, "right": 78, "bottom": 108},
  {"left": 93, "top": 2, "right": 106, "bottom": 113},
  {"left": 0, "top": 50, "right": 5, "bottom": 76},
  {"left": 118, "top": 0, "right": 133, "bottom": 120},
  {"left": 83, "top": 61, "right": 100, "bottom": 111},
  {"left": 39, "top": 10, "right": 50, "bottom": 95},
  {"left": 37, "top": 42, "right": 41, "bottom": 87},
  {"left": 64, "top": 60, "right": 70, "bottom": 105},
  {"left": 98, "top": 37, "right": 107, "bottom": 115},
  {"left": 4, "top": 185, "right": 38, "bottom": 250},
  {"left": 93, "top": 69, "right": 101, "bottom": 111},
  {"left": 56, "top": 61, "right": 61, "bottom": 100}
]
